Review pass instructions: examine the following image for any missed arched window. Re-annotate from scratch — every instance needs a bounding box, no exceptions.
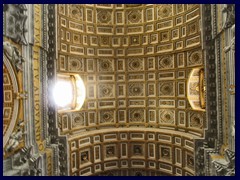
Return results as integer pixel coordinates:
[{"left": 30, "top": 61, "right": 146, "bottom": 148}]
[{"left": 53, "top": 74, "right": 86, "bottom": 112}]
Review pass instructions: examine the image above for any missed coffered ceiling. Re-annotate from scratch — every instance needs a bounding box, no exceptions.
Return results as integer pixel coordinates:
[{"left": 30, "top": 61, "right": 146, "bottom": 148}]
[
  {"left": 54, "top": 4, "right": 205, "bottom": 176},
  {"left": 2, "top": 4, "right": 235, "bottom": 176},
  {"left": 57, "top": 4, "right": 204, "bottom": 134}
]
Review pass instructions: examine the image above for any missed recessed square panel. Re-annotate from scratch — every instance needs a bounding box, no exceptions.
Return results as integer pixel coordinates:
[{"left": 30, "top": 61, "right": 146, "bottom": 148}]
[
  {"left": 87, "top": 85, "right": 96, "bottom": 98},
  {"left": 94, "top": 136, "right": 100, "bottom": 143},
  {"left": 85, "top": 8, "right": 93, "bottom": 22},
  {"left": 147, "top": 57, "right": 155, "bottom": 70},
  {"left": 99, "top": 110, "right": 115, "bottom": 124},
  {"left": 94, "top": 146, "right": 101, "bottom": 162},
  {"left": 71, "top": 152, "right": 77, "bottom": 170},
  {"left": 121, "top": 160, "right": 128, "bottom": 167},
  {"left": 176, "top": 17, "right": 183, "bottom": 25},
  {"left": 132, "top": 144, "right": 144, "bottom": 157},
  {"left": 118, "top": 110, "right": 126, "bottom": 123},
  {"left": 146, "top": 46, "right": 154, "bottom": 54},
  {"left": 116, "top": 49, "right": 125, "bottom": 56},
  {"left": 90, "top": 36, "right": 98, "bottom": 46},
  {"left": 159, "top": 145, "right": 172, "bottom": 162},
  {"left": 95, "top": 164, "right": 101, "bottom": 172},
  {"left": 185, "top": 152, "right": 195, "bottom": 170},
  {"left": 178, "top": 100, "right": 186, "bottom": 109},
  {"left": 121, "top": 143, "right": 128, "bottom": 157},
  {"left": 116, "top": 11, "right": 124, "bottom": 24},
  {"left": 80, "top": 149, "right": 90, "bottom": 165},
  {"left": 112, "top": 37, "right": 120, "bottom": 46},
  {"left": 146, "top": 8, "right": 154, "bottom": 22},
  {"left": 178, "top": 82, "right": 185, "bottom": 97},
  {"left": 149, "top": 161, "right": 156, "bottom": 168},
  {"left": 59, "top": 55, "right": 66, "bottom": 71},
  {"left": 88, "top": 112, "right": 96, "bottom": 125},
  {"left": 148, "top": 133, "right": 155, "bottom": 140},
  {"left": 129, "top": 109, "right": 145, "bottom": 123},
  {"left": 117, "top": 59, "right": 125, "bottom": 71},
  {"left": 3, "top": 107, "right": 11, "bottom": 119},
  {"left": 175, "top": 148, "right": 182, "bottom": 165},
  {"left": 148, "top": 110, "right": 156, "bottom": 123},
  {"left": 118, "top": 84, "right": 125, "bottom": 97},
  {"left": 148, "top": 73, "right": 156, "bottom": 80},
  {"left": 161, "top": 31, "right": 169, "bottom": 41},
  {"left": 117, "top": 74, "right": 125, "bottom": 81},
  {"left": 71, "top": 141, "right": 77, "bottom": 150},
  {"left": 148, "top": 99, "right": 156, "bottom": 107},
  {"left": 178, "top": 111, "right": 186, "bottom": 126},
  {"left": 142, "top": 35, "right": 148, "bottom": 44},
  {"left": 172, "top": 29, "right": 179, "bottom": 39},
  {"left": 3, "top": 74, "right": 10, "bottom": 85},
  {"left": 116, "top": 27, "right": 124, "bottom": 34},
  {"left": 148, "top": 83, "right": 156, "bottom": 96},
  {"left": 118, "top": 100, "right": 126, "bottom": 107},
  {"left": 87, "top": 59, "right": 95, "bottom": 72},
  {"left": 148, "top": 143, "right": 155, "bottom": 158},
  {"left": 159, "top": 109, "right": 175, "bottom": 125},
  {"left": 177, "top": 53, "right": 185, "bottom": 67},
  {"left": 175, "top": 137, "right": 181, "bottom": 145},
  {"left": 104, "top": 144, "right": 117, "bottom": 159},
  {"left": 159, "top": 82, "right": 175, "bottom": 97},
  {"left": 61, "top": 114, "right": 69, "bottom": 130},
  {"left": 120, "top": 133, "right": 127, "bottom": 140},
  {"left": 178, "top": 71, "right": 185, "bottom": 79},
  {"left": 4, "top": 90, "right": 12, "bottom": 103}
]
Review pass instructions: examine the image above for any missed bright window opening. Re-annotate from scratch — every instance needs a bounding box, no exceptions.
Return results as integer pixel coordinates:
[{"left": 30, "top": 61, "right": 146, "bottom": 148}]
[
  {"left": 53, "top": 81, "right": 73, "bottom": 108},
  {"left": 53, "top": 74, "right": 86, "bottom": 111}
]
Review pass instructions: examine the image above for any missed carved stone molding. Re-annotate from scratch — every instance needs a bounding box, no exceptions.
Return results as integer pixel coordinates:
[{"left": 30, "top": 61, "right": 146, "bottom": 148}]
[
  {"left": 4, "top": 4, "right": 28, "bottom": 45},
  {"left": 222, "top": 4, "right": 235, "bottom": 29},
  {"left": 211, "top": 149, "right": 235, "bottom": 176},
  {"left": 3, "top": 146, "right": 43, "bottom": 176},
  {"left": 194, "top": 4, "right": 218, "bottom": 176},
  {"left": 202, "top": 4, "right": 218, "bottom": 146},
  {"left": 195, "top": 4, "right": 235, "bottom": 176},
  {"left": 47, "top": 4, "right": 58, "bottom": 143},
  {"left": 58, "top": 137, "right": 69, "bottom": 176},
  {"left": 3, "top": 42, "right": 25, "bottom": 72}
]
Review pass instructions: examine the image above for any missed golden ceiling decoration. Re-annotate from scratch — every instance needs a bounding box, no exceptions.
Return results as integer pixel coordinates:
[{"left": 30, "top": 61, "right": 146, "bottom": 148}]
[
  {"left": 55, "top": 4, "right": 205, "bottom": 176},
  {"left": 2, "top": 4, "right": 235, "bottom": 176}
]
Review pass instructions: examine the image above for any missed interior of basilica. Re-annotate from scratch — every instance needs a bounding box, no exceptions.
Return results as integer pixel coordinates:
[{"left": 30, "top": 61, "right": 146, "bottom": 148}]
[{"left": 3, "top": 4, "right": 235, "bottom": 176}]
